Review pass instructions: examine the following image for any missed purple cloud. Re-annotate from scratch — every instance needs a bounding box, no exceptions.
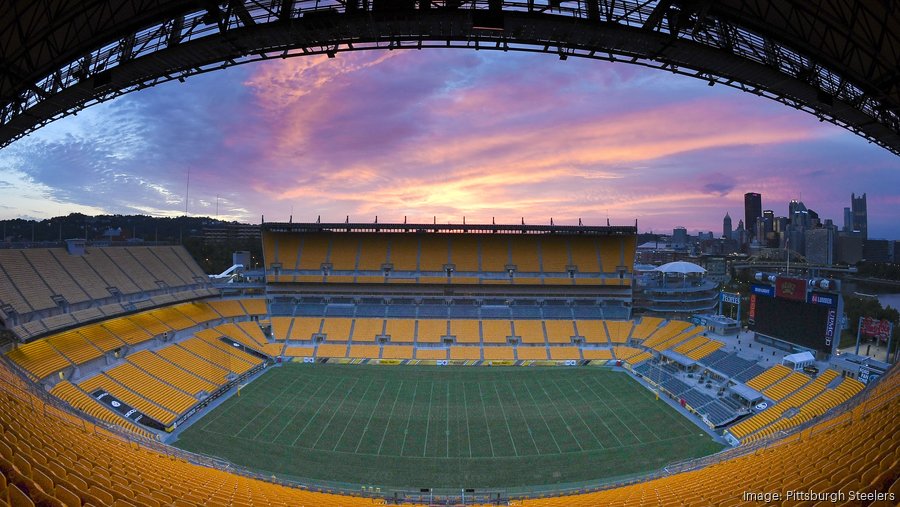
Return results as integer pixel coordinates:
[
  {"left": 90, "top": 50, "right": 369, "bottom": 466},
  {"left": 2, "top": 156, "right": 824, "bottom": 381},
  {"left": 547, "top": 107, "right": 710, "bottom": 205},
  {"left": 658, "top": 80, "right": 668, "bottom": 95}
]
[{"left": 0, "top": 49, "right": 897, "bottom": 239}]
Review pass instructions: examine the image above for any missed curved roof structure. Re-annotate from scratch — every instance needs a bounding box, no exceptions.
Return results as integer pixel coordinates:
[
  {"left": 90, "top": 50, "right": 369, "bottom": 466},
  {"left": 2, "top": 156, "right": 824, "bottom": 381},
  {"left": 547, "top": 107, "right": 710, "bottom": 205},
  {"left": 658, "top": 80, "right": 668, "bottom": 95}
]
[
  {"left": 1, "top": 0, "right": 898, "bottom": 153},
  {"left": 654, "top": 261, "right": 706, "bottom": 274}
]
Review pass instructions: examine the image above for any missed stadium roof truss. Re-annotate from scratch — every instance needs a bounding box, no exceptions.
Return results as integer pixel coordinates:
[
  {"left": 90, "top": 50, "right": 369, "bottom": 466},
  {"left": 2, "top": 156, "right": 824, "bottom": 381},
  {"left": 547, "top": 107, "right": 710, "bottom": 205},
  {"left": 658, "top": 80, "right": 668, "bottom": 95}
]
[{"left": 1, "top": 0, "right": 898, "bottom": 154}]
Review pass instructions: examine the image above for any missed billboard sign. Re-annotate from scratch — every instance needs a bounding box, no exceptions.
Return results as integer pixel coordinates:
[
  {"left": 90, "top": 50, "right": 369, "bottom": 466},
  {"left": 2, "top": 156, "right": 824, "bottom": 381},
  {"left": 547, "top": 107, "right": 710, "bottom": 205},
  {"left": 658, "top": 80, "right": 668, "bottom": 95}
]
[
  {"left": 808, "top": 292, "right": 837, "bottom": 307},
  {"left": 721, "top": 292, "right": 741, "bottom": 305},
  {"left": 748, "top": 294, "right": 757, "bottom": 324},
  {"left": 824, "top": 308, "right": 837, "bottom": 347},
  {"left": 775, "top": 277, "right": 807, "bottom": 301},
  {"left": 751, "top": 284, "right": 775, "bottom": 297},
  {"left": 860, "top": 317, "right": 892, "bottom": 340}
]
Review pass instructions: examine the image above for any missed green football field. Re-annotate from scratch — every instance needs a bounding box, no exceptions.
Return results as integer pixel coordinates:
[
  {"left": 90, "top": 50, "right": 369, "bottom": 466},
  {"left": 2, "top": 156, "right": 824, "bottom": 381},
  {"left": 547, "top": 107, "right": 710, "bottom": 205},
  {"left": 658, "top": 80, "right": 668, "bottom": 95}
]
[{"left": 173, "top": 363, "right": 723, "bottom": 491}]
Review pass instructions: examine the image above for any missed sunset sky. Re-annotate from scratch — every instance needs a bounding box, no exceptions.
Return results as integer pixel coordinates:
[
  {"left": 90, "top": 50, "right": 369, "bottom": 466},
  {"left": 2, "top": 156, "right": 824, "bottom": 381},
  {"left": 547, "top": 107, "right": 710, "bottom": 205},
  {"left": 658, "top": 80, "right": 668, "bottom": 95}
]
[{"left": 0, "top": 50, "right": 898, "bottom": 238}]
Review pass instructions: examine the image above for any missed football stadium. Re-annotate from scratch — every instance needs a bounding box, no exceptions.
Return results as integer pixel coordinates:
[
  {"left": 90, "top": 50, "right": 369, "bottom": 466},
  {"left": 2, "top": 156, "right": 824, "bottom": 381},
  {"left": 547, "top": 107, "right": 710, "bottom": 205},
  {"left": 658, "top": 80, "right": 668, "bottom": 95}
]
[
  {"left": 1, "top": 1, "right": 900, "bottom": 506},
  {"left": 0, "top": 222, "right": 897, "bottom": 506}
]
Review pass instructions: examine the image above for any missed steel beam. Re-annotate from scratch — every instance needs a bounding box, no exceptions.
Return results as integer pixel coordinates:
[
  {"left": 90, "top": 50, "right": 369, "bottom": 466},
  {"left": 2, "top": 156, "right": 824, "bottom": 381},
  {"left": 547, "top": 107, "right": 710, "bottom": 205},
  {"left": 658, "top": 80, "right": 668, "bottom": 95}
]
[{"left": 0, "top": 0, "right": 897, "bottom": 155}]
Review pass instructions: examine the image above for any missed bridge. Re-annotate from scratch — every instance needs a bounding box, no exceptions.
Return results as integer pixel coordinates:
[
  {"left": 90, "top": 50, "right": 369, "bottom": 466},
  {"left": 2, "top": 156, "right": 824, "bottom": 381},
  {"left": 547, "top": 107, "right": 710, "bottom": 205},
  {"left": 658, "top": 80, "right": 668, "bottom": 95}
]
[
  {"left": 730, "top": 248, "right": 858, "bottom": 275},
  {"left": 1, "top": 0, "right": 898, "bottom": 153}
]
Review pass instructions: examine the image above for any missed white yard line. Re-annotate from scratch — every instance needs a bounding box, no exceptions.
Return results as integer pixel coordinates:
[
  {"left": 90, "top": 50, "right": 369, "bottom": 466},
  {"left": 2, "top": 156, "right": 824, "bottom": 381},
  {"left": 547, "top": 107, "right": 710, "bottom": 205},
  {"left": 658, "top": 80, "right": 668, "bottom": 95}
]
[
  {"left": 506, "top": 381, "right": 541, "bottom": 455},
  {"left": 537, "top": 378, "right": 583, "bottom": 451},
  {"left": 350, "top": 380, "right": 389, "bottom": 453},
  {"left": 332, "top": 380, "right": 378, "bottom": 451},
  {"left": 422, "top": 382, "right": 435, "bottom": 457},
  {"left": 374, "top": 380, "right": 404, "bottom": 455},
  {"left": 548, "top": 378, "right": 605, "bottom": 449},
  {"left": 310, "top": 377, "right": 362, "bottom": 450},
  {"left": 398, "top": 381, "right": 419, "bottom": 457},
  {"left": 288, "top": 378, "right": 346, "bottom": 447},
  {"left": 560, "top": 378, "right": 623, "bottom": 447},
  {"left": 477, "top": 383, "right": 496, "bottom": 457},
  {"left": 492, "top": 382, "right": 519, "bottom": 457},
  {"left": 522, "top": 381, "right": 563, "bottom": 453}
]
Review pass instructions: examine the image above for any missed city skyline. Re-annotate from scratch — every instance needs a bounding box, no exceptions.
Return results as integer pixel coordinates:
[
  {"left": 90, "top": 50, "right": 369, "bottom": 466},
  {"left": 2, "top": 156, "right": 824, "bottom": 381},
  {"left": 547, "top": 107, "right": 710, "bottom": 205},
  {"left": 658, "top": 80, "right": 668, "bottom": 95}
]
[{"left": 0, "top": 51, "right": 899, "bottom": 238}]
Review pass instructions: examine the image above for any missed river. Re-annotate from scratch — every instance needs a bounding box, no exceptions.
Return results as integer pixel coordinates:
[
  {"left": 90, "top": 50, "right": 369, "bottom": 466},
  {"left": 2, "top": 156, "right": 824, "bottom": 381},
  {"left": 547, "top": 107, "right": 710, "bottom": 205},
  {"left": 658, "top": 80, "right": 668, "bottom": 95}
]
[{"left": 841, "top": 279, "right": 900, "bottom": 309}]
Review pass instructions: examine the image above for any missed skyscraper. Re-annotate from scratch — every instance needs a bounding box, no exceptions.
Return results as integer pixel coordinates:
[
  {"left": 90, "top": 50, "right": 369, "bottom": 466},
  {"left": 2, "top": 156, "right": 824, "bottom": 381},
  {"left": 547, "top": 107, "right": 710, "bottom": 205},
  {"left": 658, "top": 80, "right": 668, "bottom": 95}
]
[
  {"left": 723, "top": 212, "right": 732, "bottom": 240},
  {"left": 851, "top": 193, "right": 867, "bottom": 239},
  {"left": 672, "top": 227, "right": 688, "bottom": 250},
  {"left": 744, "top": 192, "right": 762, "bottom": 241},
  {"left": 843, "top": 207, "right": 852, "bottom": 232}
]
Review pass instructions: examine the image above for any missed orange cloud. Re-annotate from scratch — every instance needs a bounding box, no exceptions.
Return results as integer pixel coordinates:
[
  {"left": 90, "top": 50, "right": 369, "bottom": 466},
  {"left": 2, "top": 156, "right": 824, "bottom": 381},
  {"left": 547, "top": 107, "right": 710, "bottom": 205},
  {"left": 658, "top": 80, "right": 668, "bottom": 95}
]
[{"left": 229, "top": 51, "right": 867, "bottom": 230}]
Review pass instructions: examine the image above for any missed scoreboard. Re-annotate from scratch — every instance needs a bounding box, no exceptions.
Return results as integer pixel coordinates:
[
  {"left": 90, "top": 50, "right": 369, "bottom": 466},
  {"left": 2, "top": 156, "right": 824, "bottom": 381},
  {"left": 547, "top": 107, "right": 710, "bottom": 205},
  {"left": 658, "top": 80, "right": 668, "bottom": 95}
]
[{"left": 748, "top": 277, "right": 839, "bottom": 354}]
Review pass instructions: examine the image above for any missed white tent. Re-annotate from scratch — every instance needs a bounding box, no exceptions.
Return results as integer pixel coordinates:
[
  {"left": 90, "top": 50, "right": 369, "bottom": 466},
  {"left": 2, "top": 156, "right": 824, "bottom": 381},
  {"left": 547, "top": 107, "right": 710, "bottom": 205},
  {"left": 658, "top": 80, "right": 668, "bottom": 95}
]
[
  {"left": 654, "top": 261, "right": 706, "bottom": 274},
  {"left": 782, "top": 351, "right": 816, "bottom": 370}
]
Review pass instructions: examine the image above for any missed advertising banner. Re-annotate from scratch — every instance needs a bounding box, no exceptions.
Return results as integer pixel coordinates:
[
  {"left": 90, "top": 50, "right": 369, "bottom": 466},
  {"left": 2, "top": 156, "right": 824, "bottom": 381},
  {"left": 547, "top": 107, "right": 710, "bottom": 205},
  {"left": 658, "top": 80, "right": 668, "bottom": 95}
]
[
  {"left": 751, "top": 284, "right": 774, "bottom": 297},
  {"left": 721, "top": 292, "right": 741, "bottom": 305},
  {"left": 775, "top": 277, "right": 807, "bottom": 301},
  {"left": 860, "top": 317, "right": 892, "bottom": 340},
  {"left": 808, "top": 292, "right": 838, "bottom": 307},
  {"left": 92, "top": 389, "right": 167, "bottom": 431},
  {"left": 824, "top": 308, "right": 837, "bottom": 347}
]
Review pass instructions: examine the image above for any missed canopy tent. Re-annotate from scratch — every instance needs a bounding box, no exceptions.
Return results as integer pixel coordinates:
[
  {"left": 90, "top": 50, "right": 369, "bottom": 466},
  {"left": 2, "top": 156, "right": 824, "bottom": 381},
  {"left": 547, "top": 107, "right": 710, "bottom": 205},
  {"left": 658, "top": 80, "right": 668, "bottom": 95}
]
[
  {"left": 654, "top": 261, "right": 707, "bottom": 274},
  {"left": 782, "top": 351, "right": 816, "bottom": 370}
]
